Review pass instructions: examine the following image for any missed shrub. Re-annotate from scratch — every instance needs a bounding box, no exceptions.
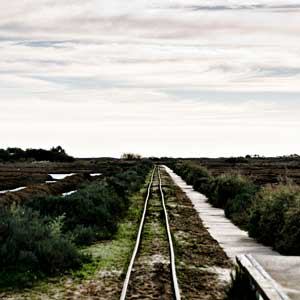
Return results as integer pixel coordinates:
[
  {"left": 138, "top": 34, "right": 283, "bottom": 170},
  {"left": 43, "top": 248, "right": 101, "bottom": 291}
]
[
  {"left": 26, "top": 162, "right": 152, "bottom": 245},
  {"left": 0, "top": 162, "right": 152, "bottom": 287},
  {"left": 209, "top": 174, "right": 255, "bottom": 208},
  {"left": 219, "top": 175, "right": 258, "bottom": 226},
  {"left": 172, "top": 161, "right": 300, "bottom": 254},
  {"left": 277, "top": 205, "right": 300, "bottom": 254},
  {"left": 248, "top": 184, "right": 300, "bottom": 253},
  {"left": 172, "top": 162, "right": 212, "bottom": 193},
  {"left": 172, "top": 162, "right": 257, "bottom": 226},
  {"left": 73, "top": 225, "right": 98, "bottom": 245},
  {"left": 0, "top": 206, "right": 85, "bottom": 287},
  {"left": 224, "top": 185, "right": 257, "bottom": 227},
  {"left": 107, "top": 169, "right": 147, "bottom": 198},
  {"left": 27, "top": 182, "right": 121, "bottom": 239}
]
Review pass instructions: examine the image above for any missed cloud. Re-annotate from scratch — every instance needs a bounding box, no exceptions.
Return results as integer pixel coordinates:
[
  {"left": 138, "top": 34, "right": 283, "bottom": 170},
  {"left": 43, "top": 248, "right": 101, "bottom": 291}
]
[{"left": 0, "top": 0, "right": 299, "bottom": 156}]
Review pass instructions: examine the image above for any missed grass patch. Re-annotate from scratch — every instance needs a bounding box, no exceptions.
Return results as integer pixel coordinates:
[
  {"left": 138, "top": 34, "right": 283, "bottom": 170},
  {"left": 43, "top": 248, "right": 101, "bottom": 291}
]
[{"left": 72, "top": 183, "right": 150, "bottom": 280}]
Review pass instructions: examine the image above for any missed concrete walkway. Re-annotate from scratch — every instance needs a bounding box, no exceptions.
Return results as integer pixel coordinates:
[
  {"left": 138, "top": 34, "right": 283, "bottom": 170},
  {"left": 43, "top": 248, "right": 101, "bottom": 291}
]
[{"left": 164, "top": 166, "right": 300, "bottom": 300}]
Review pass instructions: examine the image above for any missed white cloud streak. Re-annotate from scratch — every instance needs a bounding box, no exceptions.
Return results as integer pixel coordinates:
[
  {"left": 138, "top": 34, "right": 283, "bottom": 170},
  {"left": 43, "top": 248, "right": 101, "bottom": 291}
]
[{"left": 0, "top": 0, "right": 299, "bottom": 156}]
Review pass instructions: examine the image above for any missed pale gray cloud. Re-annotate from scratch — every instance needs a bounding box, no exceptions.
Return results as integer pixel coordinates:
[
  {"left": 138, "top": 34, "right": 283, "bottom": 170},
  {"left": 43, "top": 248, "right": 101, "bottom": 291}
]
[{"left": 0, "top": 0, "right": 299, "bottom": 157}]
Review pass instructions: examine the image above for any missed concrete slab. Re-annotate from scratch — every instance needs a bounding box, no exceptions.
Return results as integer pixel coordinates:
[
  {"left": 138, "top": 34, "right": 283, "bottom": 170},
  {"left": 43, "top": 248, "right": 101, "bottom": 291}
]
[
  {"left": 254, "top": 255, "right": 300, "bottom": 300},
  {"left": 237, "top": 254, "right": 290, "bottom": 300},
  {"left": 164, "top": 166, "right": 300, "bottom": 300}
]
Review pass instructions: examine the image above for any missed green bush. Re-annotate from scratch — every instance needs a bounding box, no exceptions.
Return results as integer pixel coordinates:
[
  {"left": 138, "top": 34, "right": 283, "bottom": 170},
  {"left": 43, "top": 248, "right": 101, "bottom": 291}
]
[
  {"left": 172, "top": 162, "right": 257, "bottom": 226},
  {"left": 219, "top": 174, "right": 258, "bottom": 227},
  {"left": 0, "top": 207, "right": 85, "bottom": 287},
  {"left": 26, "top": 162, "right": 152, "bottom": 245},
  {"left": 209, "top": 174, "right": 256, "bottom": 209},
  {"left": 277, "top": 205, "right": 300, "bottom": 254},
  {"left": 172, "top": 162, "right": 212, "bottom": 193},
  {"left": 72, "top": 225, "right": 98, "bottom": 246},
  {"left": 0, "top": 162, "right": 152, "bottom": 288},
  {"left": 248, "top": 184, "right": 300, "bottom": 254},
  {"left": 27, "top": 182, "right": 123, "bottom": 240}
]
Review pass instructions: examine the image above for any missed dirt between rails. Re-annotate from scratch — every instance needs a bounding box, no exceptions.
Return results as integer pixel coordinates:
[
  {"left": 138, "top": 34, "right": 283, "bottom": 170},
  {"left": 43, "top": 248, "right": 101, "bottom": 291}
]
[
  {"left": 160, "top": 168, "right": 233, "bottom": 300},
  {"left": 125, "top": 171, "right": 174, "bottom": 300}
]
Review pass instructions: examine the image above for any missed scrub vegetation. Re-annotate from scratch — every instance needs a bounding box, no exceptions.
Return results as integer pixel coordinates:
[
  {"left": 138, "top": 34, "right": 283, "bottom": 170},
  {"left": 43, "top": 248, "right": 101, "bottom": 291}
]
[
  {"left": 0, "top": 207, "right": 85, "bottom": 288},
  {"left": 248, "top": 183, "right": 300, "bottom": 255},
  {"left": 0, "top": 146, "right": 74, "bottom": 162},
  {"left": 170, "top": 161, "right": 300, "bottom": 255},
  {"left": 0, "top": 160, "right": 152, "bottom": 289}
]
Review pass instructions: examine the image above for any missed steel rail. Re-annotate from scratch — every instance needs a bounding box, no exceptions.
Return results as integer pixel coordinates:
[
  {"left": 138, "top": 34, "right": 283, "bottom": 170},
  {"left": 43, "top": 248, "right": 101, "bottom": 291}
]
[
  {"left": 158, "top": 166, "right": 181, "bottom": 300},
  {"left": 120, "top": 166, "right": 181, "bottom": 300},
  {"left": 120, "top": 166, "right": 156, "bottom": 300}
]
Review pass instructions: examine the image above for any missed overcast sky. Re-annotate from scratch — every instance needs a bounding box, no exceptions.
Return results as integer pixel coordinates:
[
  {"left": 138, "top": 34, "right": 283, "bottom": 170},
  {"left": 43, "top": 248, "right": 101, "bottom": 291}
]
[{"left": 1, "top": 0, "right": 300, "bottom": 158}]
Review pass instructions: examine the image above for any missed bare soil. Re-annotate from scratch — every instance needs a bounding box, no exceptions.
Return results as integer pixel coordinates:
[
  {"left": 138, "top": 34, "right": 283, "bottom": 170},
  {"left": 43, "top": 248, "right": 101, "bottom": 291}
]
[
  {"left": 0, "top": 173, "right": 95, "bottom": 207},
  {"left": 186, "top": 157, "right": 300, "bottom": 185},
  {"left": 0, "top": 158, "right": 141, "bottom": 207},
  {"left": 0, "top": 158, "right": 138, "bottom": 190}
]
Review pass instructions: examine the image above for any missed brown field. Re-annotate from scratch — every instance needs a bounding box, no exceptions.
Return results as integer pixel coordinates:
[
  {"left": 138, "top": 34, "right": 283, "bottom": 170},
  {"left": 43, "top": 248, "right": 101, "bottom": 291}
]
[
  {"left": 184, "top": 157, "right": 300, "bottom": 185},
  {"left": 0, "top": 158, "right": 140, "bottom": 207}
]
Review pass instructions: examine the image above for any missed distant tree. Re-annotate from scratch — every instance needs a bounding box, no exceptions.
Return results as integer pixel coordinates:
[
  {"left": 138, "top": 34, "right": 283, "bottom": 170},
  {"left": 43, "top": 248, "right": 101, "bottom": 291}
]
[
  {"left": 7, "top": 147, "right": 25, "bottom": 160},
  {"left": 0, "top": 146, "right": 74, "bottom": 162},
  {"left": 121, "top": 153, "right": 142, "bottom": 160},
  {"left": 0, "top": 149, "right": 9, "bottom": 161},
  {"left": 51, "top": 146, "right": 65, "bottom": 154},
  {"left": 149, "top": 156, "right": 159, "bottom": 161}
]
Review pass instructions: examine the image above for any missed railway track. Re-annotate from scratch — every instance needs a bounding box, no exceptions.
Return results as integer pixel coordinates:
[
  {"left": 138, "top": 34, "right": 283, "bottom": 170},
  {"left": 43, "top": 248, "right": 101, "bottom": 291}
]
[{"left": 120, "top": 166, "right": 181, "bottom": 300}]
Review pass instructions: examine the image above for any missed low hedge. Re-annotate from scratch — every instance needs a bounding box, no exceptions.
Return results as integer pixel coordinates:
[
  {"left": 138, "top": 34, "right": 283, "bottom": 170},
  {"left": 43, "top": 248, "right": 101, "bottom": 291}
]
[
  {"left": 171, "top": 161, "right": 300, "bottom": 255},
  {"left": 26, "top": 162, "right": 152, "bottom": 245},
  {"left": 0, "top": 161, "right": 152, "bottom": 287},
  {"left": 172, "top": 162, "right": 257, "bottom": 227},
  {"left": 248, "top": 184, "right": 300, "bottom": 255}
]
